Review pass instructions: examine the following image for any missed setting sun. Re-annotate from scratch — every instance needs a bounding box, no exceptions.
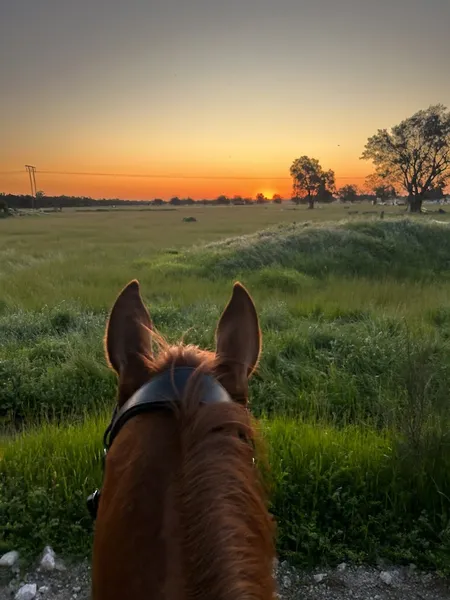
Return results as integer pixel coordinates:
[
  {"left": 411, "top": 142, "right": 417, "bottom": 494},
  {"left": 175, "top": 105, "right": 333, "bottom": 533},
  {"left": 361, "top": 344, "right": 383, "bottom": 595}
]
[{"left": 260, "top": 190, "right": 276, "bottom": 199}]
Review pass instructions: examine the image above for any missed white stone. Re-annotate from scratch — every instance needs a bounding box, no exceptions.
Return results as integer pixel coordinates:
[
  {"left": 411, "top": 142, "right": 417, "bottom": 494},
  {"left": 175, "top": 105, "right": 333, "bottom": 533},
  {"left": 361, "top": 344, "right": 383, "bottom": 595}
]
[
  {"left": 380, "top": 571, "right": 393, "bottom": 585},
  {"left": 38, "top": 586, "right": 49, "bottom": 594},
  {"left": 72, "top": 587, "right": 81, "bottom": 593},
  {"left": 0, "top": 550, "right": 19, "bottom": 567},
  {"left": 15, "top": 584, "right": 37, "bottom": 600},
  {"left": 282, "top": 575, "right": 291, "bottom": 588},
  {"left": 314, "top": 573, "right": 327, "bottom": 583},
  {"left": 337, "top": 562, "right": 347, "bottom": 572},
  {"left": 40, "top": 546, "right": 56, "bottom": 571}
]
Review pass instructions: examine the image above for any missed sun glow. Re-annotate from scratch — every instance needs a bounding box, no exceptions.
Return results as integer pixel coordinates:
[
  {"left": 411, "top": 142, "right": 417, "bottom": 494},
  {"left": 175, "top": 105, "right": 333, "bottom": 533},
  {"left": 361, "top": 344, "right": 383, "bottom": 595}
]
[{"left": 261, "top": 190, "right": 276, "bottom": 199}]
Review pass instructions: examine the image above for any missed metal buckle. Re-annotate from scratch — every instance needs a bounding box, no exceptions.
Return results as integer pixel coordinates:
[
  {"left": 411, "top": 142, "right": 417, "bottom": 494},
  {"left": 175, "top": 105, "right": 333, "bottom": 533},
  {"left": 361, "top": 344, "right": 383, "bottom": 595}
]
[{"left": 87, "top": 489, "right": 101, "bottom": 520}]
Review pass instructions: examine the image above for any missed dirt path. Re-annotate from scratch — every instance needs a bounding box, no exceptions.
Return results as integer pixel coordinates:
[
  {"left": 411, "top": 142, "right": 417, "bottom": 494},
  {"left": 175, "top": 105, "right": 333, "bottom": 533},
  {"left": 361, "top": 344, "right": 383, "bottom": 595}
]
[{"left": 1, "top": 556, "right": 449, "bottom": 600}]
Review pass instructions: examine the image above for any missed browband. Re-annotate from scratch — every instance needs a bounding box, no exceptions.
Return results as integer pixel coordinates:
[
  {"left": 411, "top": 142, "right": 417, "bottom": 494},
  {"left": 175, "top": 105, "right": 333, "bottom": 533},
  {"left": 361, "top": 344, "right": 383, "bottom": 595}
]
[{"left": 105, "top": 367, "right": 232, "bottom": 450}]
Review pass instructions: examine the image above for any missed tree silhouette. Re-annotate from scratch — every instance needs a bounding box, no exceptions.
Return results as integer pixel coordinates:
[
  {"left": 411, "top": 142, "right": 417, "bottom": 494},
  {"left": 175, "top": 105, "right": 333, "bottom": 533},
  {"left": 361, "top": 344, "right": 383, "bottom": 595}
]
[
  {"left": 290, "top": 156, "right": 335, "bottom": 209},
  {"left": 362, "top": 105, "right": 450, "bottom": 213},
  {"left": 338, "top": 185, "right": 359, "bottom": 203}
]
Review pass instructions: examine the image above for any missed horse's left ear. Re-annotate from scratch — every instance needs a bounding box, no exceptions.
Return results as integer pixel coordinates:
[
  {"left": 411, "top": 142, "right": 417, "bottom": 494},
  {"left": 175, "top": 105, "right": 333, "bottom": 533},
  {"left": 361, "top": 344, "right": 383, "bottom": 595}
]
[
  {"left": 105, "top": 280, "right": 153, "bottom": 400},
  {"left": 215, "top": 282, "right": 261, "bottom": 403}
]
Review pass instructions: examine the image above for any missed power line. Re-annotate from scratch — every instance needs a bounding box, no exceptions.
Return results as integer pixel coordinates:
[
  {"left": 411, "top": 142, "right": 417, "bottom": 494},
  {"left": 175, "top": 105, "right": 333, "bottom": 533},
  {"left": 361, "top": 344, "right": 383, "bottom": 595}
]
[{"left": 36, "top": 170, "right": 369, "bottom": 181}]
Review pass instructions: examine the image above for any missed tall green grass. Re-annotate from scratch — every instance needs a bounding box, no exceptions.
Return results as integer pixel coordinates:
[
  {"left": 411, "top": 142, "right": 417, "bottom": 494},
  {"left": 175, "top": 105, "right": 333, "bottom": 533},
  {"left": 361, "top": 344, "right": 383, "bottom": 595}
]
[
  {"left": 2, "top": 300, "right": 450, "bottom": 433},
  {"left": 2, "top": 417, "right": 450, "bottom": 570}
]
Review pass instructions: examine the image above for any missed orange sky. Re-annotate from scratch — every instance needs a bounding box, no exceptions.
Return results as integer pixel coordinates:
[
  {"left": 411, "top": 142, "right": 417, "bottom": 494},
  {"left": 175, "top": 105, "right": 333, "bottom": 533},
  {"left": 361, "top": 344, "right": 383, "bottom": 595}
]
[
  {"left": 0, "top": 166, "right": 371, "bottom": 200},
  {"left": 2, "top": 0, "right": 449, "bottom": 200}
]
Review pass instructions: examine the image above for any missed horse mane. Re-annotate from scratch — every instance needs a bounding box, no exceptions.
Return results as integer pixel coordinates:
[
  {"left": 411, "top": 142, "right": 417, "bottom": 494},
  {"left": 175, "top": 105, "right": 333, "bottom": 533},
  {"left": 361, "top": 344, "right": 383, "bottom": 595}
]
[{"left": 146, "top": 343, "right": 276, "bottom": 599}]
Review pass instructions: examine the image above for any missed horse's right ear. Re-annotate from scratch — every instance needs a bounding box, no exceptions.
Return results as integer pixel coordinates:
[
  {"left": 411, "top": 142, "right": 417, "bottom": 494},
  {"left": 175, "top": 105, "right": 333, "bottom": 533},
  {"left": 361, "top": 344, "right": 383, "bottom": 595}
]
[
  {"left": 105, "top": 280, "right": 153, "bottom": 397},
  {"left": 215, "top": 282, "right": 261, "bottom": 403}
]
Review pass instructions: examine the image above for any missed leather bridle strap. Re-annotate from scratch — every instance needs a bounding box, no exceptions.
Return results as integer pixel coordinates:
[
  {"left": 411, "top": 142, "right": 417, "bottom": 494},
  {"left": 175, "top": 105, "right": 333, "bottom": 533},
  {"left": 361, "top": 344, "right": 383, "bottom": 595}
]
[{"left": 104, "top": 367, "right": 232, "bottom": 451}]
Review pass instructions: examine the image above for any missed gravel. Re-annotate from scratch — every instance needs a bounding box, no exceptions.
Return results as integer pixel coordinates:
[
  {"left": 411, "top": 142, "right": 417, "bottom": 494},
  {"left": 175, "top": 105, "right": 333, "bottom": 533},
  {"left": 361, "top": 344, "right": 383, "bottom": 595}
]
[{"left": 1, "top": 550, "right": 449, "bottom": 600}]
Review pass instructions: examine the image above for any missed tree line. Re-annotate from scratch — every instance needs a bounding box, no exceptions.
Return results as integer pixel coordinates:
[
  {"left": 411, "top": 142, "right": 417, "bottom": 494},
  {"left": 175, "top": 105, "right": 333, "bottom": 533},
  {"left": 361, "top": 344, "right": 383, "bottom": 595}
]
[
  {"left": 0, "top": 193, "right": 287, "bottom": 210},
  {"left": 0, "top": 190, "right": 379, "bottom": 212}
]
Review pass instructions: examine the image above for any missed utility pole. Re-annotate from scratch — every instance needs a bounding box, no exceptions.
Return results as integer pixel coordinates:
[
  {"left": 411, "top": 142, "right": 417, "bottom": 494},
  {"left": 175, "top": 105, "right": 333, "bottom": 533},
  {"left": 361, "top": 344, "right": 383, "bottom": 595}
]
[{"left": 25, "top": 165, "right": 37, "bottom": 209}]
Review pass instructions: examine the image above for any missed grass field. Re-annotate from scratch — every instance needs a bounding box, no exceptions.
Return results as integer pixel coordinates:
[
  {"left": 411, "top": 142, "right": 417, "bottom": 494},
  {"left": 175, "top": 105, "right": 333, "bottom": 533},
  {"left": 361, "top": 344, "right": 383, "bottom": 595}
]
[{"left": 1, "top": 203, "right": 450, "bottom": 572}]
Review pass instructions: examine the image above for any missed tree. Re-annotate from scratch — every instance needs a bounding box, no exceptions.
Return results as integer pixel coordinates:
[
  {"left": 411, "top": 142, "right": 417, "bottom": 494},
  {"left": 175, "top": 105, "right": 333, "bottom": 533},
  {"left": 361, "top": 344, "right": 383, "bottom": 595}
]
[
  {"left": 169, "top": 196, "right": 182, "bottom": 205},
  {"left": 34, "top": 189, "right": 45, "bottom": 210},
  {"left": 272, "top": 194, "right": 282, "bottom": 204},
  {"left": 316, "top": 182, "right": 334, "bottom": 204},
  {"left": 215, "top": 195, "right": 230, "bottom": 205},
  {"left": 290, "top": 156, "right": 335, "bottom": 209},
  {"left": 361, "top": 105, "right": 450, "bottom": 213},
  {"left": 364, "top": 173, "right": 397, "bottom": 202},
  {"left": 424, "top": 185, "right": 445, "bottom": 200},
  {"left": 0, "top": 197, "right": 9, "bottom": 217},
  {"left": 338, "top": 184, "right": 359, "bottom": 203},
  {"left": 256, "top": 193, "right": 267, "bottom": 204}
]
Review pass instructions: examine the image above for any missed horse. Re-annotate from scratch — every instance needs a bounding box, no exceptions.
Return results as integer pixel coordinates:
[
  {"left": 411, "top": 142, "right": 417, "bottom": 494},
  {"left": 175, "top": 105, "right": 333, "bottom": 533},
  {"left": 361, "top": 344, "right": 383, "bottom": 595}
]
[{"left": 91, "top": 280, "right": 276, "bottom": 599}]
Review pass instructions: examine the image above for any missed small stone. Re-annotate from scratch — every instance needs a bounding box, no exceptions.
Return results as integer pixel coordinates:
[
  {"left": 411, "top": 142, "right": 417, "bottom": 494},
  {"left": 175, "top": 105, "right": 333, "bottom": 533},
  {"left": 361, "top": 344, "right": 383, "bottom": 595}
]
[
  {"left": 15, "top": 584, "right": 37, "bottom": 600},
  {"left": 40, "top": 547, "right": 56, "bottom": 571},
  {"left": 282, "top": 575, "right": 291, "bottom": 588},
  {"left": 0, "top": 550, "right": 19, "bottom": 567},
  {"left": 337, "top": 562, "right": 347, "bottom": 572},
  {"left": 72, "top": 595, "right": 78, "bottom": 599},
  {"left": 380, "top": 571, "right": 393, "bottom": 585},
  {"left": 314, "top": 573, "right": 327, "bottom": 583},
  {"left": 72, "top": 587, "right": 81, "bottom": 593},
  {"left": 38, "top": 586, "right": 49, "bottom": 593}
]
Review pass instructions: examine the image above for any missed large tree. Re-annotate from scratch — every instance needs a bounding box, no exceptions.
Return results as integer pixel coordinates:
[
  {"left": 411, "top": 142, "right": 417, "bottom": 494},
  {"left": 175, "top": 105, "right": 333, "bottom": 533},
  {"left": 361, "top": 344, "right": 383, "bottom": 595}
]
[
  {"left": 361, "top": 105, "right": 450, "bottom": 213},
  {"left": 290, "top": 156, "right": 335, "bottom": 209}
]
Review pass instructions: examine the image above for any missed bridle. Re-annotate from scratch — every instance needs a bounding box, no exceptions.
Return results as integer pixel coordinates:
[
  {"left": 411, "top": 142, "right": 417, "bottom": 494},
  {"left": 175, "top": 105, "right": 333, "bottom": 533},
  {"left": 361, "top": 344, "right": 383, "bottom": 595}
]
[{"left": 87, "top": 366, "right": 253, "bottom": 520}]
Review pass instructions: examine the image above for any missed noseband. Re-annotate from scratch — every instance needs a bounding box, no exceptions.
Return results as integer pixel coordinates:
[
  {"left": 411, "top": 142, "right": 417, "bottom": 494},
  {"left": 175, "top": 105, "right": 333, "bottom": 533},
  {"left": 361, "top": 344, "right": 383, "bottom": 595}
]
[{"left": 87, "top": 367, "right": 238, "bottom": 520}]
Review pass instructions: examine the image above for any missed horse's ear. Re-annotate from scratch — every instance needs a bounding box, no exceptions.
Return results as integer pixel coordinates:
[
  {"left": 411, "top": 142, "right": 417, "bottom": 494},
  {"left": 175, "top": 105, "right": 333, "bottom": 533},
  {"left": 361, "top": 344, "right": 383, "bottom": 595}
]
[
  {"left": 215, "top": 282, "right": 261, "bottom": 403},
  {"left": 105, "top": 280, "right": 153, "bottom": 398}
]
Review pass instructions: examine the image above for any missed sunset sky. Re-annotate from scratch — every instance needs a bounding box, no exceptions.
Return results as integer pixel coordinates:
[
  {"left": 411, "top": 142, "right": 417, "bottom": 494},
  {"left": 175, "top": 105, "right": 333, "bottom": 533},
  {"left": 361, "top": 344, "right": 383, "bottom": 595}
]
[{"left": 1, "top": 0, "right": 450, "bottom": 200}]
